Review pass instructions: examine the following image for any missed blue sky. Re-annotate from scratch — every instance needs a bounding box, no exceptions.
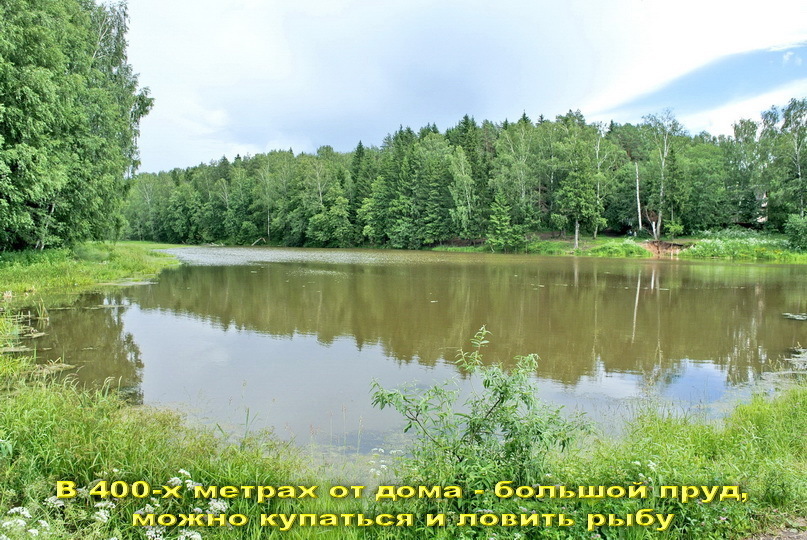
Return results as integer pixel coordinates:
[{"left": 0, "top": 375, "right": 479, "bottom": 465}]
[{"left": 127, "top": 0, "right": 807, "bottom": 172}]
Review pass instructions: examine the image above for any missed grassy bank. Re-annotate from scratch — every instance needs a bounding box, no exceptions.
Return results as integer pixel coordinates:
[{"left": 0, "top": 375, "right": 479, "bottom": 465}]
[
  {"left": 0, "top": 242, "right": 183, "bottom": 303},
  {"left": 431, "top": 237, "right": 652, "bottom": 258},
  {"left": 432, "top": 229, "right": 807, "bottom": 263},
  {"left": 679, "top": 237, "right": 807, "bottom": 263}
]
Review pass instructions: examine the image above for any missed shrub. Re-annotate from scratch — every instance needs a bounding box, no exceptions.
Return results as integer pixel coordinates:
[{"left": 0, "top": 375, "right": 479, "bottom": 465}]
[
  {"left": 371, "top": 328, "right": 585, "bottom": 518},
  {"left": 784, "top": 214, "right": 807, "bottom": 251}
]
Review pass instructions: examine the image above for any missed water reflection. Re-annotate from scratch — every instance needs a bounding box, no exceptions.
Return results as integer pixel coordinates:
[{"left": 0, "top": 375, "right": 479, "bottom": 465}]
[
  {"left": 34, "top": 293, "right": 144, "bottom": 403},
  {"left": 29, "top": 248, "right": 807, "bottom": 447}
]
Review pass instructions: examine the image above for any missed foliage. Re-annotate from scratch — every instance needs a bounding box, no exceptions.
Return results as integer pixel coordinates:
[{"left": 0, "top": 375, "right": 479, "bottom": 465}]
[
  {"left": 371, "top": 328, "right": 584, "bottom": 515},
  {"left": 525, "top": 239, "right": 568, "bottom": 255},
  {"left": 784, "top": 214, "right": 807, "bottom": 251},
  {"left": 118, "top": 99, "right": 807, "bottom": 258},
  {"left": 680, "top": 235, "right": 805, "bottom": 262},
  {"left": 486, "top": 192, "right": 526, "bottom": 252},
  {"left": 665, "top": 219, "right": 684, "bottom": 240},
  {"left": 0, "top": 0, "right": 151, "bottom": 250}
]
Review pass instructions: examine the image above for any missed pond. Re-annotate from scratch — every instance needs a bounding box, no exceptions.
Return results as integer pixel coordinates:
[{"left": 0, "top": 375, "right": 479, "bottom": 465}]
[{"left": 29, "top": 247, "right": 807, "bottom": 451}]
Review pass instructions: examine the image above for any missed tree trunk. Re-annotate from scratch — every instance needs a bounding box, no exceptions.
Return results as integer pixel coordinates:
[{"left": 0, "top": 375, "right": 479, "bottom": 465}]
[
  {"left": 574, "top": 219, "right": 580, "bottom": 249},
  {"left": 635, "top": 162, "right": 642, "bottom": 231}
]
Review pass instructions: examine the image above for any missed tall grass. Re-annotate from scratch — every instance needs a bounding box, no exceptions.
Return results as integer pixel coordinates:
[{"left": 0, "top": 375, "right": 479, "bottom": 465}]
[
  {"left": 0, "top": 242, "right": 181, "bottom": 301},
  {"left": 0, "top": 360, "right": 335, "bottom": 539},
  {"left": 681, "top": 237, "right": 807, "bottom": 262},
  {"left": 579, "top": 239, "right": 651, "bottom": 258},
  {"left": 681, "top": 229, "right": 807, "bottom": 263}
]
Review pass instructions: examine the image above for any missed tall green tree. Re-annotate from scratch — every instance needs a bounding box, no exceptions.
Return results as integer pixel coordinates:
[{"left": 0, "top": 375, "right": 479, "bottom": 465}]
[
  {"left": 642, "top": 110, "right": 685, "bottom": 240},
  {"left": 763, "top": 98, "right": 807, "bottom": 223},
  {"left": 0, "top": 0, "right": 151, "bottom": 250}
]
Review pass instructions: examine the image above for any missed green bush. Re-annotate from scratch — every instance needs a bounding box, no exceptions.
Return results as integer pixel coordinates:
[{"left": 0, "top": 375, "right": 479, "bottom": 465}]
[
  {"left": 371, "top": 328, "right": 585, "bottom": 520},
  {"left": 784, "top": 214, "right": 807, "bottom": 251}
]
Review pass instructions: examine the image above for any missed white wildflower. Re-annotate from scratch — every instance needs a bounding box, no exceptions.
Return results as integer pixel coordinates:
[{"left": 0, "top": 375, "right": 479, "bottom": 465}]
[
  {"left": 145, "top": 526, "right": 165, "bottom": 540},
  {"left": 95, "top": 501, "right": 116, "bottom": 509},
  {"left": 37, "top": 520, "right": 49, "bottom": 529},
  {"left": 93, "top": 509, "right": 110, "bottom": 523},
  {"left": 2, "top": 519, "right": 26, "bottom": 529},
  {"left": 44, "top": 496, "right": 65, "bottom": 509},
  {"left": 178, "top": 469, "right": 191, "bottom": 477},
  {"left": 27, "top": 529, "right": 39, "bottom": 536},
  {"left": 207, "top": 499, "right": 227, "bottom": 513},
  {"left": 166, "top": 477, "right": 182, "bottom": 487},
  {"left": 6, "top": 508, "right": 31, "bottom": 519}
]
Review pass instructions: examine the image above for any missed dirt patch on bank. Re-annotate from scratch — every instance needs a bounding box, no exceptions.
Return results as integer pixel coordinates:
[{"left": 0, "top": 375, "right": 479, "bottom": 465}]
[
  {"left": 643, "top": 240, "right": 686, "bottom": 257},
  {"left": 746, "top": 518, "right": 807, "bottom": 539}
]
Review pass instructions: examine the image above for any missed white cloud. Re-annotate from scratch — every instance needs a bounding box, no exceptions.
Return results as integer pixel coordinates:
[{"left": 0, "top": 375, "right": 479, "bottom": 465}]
[
  {"left": 126, "top": 0, "right": 807, "bottom": 171},
  {"left": 678, "top": 79, "right": 807, "bottom": 136},
  {"left": 579, "top": 0, "right": 807, "bottom": 115}
]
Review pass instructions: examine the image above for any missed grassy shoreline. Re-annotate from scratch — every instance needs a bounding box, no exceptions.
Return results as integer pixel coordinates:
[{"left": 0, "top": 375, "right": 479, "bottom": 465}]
[
  {"left": 0, "top": 242, "right": 184, "bottom": 303},
  {"left": 0, "top": 242, "right": 805, "bottom": 539},
  {"left": 431, "top": 233, "right": 807, "bottom": 263}
]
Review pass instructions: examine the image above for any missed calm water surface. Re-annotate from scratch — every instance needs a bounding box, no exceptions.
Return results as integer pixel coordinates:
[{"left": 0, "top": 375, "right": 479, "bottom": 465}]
[{"left": 30, "top": 247, "right": 807, "bottom": 450}]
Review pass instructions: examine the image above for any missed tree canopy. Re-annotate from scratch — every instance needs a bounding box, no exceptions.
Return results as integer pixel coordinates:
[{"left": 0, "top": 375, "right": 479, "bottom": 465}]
[
  {"left": 0, "top": 0, "right": 151, "bottom": 250},
  {"left": 123, "top": 100, "right": 807, "bottom": 249}
]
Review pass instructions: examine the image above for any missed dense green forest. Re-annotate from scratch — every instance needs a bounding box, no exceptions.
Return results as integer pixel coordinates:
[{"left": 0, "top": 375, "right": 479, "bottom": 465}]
[
  {"left": 124, "top": 103, "right": 807, "bottom": 251},
  {"left": 1, "top": 0, "right": 805, "bottom": 253},
  {"left": 0, "top": 0, "right": 151, "bottom": 251}
]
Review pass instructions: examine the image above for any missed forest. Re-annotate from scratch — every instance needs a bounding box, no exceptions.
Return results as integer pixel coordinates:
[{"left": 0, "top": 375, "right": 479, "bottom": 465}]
[{"left": 123, "top": 104, "right": 807, "bottom": 251}]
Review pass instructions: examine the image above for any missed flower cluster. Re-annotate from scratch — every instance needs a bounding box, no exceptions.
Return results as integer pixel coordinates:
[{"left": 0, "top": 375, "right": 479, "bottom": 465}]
[{"left": 1, "top": 507, "right": 50, "bottom": 539}]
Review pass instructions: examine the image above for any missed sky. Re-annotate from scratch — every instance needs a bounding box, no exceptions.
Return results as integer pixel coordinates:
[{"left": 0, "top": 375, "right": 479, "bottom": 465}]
[{"left": 126, "top": 0, "right": 807, "bottom": 173}]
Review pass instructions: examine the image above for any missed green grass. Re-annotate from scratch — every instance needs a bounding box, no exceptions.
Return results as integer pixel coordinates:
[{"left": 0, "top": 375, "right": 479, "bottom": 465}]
[
  {"left": 0, "top": 242, "right": 182, "bottom": 302},
  {"left": 676, "top": 229, "right": 807, "bottom": 263},
  {"left": 524, "top": 239, "right": 571, "bottom": 255},
  {"left": 552, "top": 390, "right": 807, "bottom": 538},
  {"left": 430, "top": 245, "right": 488, "bottom": 253},
  {"left": 577, "top": 239, "right": 652, "bottom": 258},
  {"left": 680, "top": 237, "right": 807, "bottom": 263}
]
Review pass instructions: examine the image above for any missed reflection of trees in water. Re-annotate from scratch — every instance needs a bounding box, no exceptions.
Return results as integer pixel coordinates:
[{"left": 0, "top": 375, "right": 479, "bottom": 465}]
[
  {"left": 125, "top": 260, "right": 805, "bottom": 388},
  {"left": 32, "top": 292, "right": 144, "bottom": 404}
]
